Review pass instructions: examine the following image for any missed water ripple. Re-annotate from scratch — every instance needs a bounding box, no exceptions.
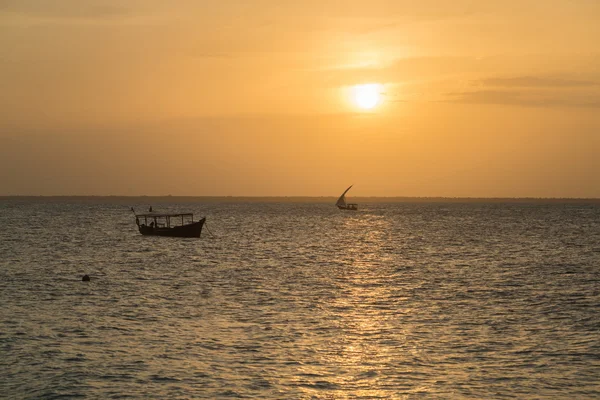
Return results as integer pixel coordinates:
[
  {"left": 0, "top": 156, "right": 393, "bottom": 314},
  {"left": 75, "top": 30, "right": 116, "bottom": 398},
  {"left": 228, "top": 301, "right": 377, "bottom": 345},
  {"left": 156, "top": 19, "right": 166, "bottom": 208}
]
[{"left": 1, "top": 200, "right": 599, "bottom": 398}]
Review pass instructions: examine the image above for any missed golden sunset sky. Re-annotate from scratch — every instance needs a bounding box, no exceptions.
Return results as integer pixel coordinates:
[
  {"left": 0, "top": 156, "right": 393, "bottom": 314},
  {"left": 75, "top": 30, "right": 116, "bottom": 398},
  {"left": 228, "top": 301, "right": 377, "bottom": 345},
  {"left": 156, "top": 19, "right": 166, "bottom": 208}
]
[{"left": 1, "top": 0, "right": 599, "bottom": 197}]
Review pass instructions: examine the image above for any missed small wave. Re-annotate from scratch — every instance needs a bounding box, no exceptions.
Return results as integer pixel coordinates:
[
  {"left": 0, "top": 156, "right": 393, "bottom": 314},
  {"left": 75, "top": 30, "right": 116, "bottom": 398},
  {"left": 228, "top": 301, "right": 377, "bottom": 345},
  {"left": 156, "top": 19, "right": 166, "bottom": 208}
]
[
  {"left": 149, "top": 375, "right": 182, "bottom": 382},
  {"left": 298, "top": 380, "right": 341, "bottom": 390}
]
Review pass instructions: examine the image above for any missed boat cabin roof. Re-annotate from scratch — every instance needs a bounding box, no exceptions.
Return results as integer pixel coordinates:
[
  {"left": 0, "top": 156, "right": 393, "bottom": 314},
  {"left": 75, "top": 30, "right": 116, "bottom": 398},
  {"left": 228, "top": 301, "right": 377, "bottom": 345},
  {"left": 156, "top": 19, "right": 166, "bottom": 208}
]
[{"left": 135, "top": 212, "right": 194, "bottom": 218}]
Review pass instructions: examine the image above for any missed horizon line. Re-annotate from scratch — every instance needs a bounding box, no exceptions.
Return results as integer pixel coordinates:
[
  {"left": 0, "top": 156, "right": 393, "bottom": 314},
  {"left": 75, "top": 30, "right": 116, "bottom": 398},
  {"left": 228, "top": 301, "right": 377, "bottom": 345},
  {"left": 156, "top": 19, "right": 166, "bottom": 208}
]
[{"left": 1, "top": 195, "right": 599, "bottom": 203}]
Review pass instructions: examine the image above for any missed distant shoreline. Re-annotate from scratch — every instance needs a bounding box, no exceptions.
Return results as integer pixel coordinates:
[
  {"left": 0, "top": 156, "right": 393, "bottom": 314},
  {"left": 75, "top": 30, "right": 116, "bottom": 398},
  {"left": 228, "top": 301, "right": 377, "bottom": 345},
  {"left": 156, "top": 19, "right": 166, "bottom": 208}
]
[{"left": 1, "top": 196, "right": 599, "bottom": 204}]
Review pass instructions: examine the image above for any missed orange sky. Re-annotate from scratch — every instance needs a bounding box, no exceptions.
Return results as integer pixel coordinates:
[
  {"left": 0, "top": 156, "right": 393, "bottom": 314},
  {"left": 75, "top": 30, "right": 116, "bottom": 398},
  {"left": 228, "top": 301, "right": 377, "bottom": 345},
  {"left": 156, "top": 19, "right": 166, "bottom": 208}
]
[{"left": 1, "top": 0, "right": 599, "bottom": 197}]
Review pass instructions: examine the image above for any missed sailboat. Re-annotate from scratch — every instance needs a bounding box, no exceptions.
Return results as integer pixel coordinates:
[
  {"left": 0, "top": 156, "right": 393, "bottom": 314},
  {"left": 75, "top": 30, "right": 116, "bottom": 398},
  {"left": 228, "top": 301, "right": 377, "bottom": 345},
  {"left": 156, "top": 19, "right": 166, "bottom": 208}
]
[{"left": 336, "top": 185, "right": 358, "bottom": 211}]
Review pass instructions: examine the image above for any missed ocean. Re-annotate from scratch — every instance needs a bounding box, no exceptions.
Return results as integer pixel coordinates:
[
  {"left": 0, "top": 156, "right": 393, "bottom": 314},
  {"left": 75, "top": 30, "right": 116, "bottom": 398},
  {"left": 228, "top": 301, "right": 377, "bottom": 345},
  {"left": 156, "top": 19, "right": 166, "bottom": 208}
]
[{"left": 1, "top": 198, "right": 599, "bottom": 399}]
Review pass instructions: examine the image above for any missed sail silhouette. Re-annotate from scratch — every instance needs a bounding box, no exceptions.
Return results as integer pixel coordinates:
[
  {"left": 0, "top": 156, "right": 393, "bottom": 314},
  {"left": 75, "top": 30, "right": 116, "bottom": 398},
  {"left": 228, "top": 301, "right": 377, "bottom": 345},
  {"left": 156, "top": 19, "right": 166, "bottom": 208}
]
[{"left": 336, "top": 185, "right": 358, "bottom": 211}]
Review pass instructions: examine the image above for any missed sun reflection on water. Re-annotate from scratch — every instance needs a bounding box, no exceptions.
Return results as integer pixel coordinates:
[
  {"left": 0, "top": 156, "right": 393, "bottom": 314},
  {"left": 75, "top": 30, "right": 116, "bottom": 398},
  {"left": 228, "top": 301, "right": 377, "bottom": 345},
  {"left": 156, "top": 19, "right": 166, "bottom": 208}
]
[{"left": 293, "top": 212, "right": 422, "bottom": 398}]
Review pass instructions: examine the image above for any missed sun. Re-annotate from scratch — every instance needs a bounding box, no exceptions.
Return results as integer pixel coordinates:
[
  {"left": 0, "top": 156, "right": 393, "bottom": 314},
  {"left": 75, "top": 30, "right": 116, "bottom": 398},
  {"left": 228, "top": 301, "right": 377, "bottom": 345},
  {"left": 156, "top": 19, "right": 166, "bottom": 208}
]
[{"left": 352, "top": 83, "right": 383, "bottom": 110}]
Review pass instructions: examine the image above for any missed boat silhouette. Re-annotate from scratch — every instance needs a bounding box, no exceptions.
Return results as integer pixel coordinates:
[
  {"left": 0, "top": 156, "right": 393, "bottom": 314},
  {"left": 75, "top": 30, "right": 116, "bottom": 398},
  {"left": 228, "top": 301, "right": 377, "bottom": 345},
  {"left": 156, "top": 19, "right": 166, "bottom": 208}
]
[{"left": 336, "top": 185, "right": 358, "bottom": 211}]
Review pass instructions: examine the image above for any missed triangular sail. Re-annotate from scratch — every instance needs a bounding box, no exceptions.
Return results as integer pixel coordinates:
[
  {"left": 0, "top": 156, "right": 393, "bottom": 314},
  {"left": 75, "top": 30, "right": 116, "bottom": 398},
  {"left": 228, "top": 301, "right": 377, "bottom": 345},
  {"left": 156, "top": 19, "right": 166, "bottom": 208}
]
[{"left": 336, "top": 185, "right": 353, "bottom": 207}]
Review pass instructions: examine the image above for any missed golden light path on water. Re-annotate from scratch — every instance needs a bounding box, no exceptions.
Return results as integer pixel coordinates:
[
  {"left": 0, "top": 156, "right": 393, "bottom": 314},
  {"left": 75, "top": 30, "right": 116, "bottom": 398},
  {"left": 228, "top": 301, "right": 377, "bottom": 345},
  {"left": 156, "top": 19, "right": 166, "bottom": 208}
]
[{"left": 297, "top": 215, "right": 409, "bottom": 398}]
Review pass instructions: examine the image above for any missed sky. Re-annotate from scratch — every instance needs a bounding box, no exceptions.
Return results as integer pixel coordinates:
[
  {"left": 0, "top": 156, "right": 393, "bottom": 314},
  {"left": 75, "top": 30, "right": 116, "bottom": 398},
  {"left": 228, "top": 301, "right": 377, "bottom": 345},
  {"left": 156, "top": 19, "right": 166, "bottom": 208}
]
[{"left": 1, "top": 0, "right": 599, "bottom": 197}]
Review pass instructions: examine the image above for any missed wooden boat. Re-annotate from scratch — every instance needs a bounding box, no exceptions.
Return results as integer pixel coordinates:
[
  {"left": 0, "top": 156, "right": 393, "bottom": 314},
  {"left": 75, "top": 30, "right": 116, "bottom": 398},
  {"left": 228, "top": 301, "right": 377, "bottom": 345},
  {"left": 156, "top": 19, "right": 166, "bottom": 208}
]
[
  {"left": 336, "top": 185, "right": 358, "bottom": 211},
  {"left": 134, "top": 211, "right": 205, "bottom": 238}
]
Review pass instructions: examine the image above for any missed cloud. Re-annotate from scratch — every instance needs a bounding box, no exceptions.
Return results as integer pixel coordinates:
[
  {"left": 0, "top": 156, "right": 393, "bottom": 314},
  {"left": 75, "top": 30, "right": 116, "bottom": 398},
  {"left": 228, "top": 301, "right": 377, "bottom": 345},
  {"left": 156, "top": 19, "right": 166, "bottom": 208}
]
[
  {"left": 478, "top": 76, "right": 599, "bottom": 88},
  {"left": 450, "top": 73, "right": 600, "bottom": 108},
  {"left": 0, "top": 0, "right": 133, "bottom": 21},
  {"left": 445, "top": 90, "right": 600, "bottom": 108},
  {"left": 319, "top": 56, "right": 490, "bottom": 87}
]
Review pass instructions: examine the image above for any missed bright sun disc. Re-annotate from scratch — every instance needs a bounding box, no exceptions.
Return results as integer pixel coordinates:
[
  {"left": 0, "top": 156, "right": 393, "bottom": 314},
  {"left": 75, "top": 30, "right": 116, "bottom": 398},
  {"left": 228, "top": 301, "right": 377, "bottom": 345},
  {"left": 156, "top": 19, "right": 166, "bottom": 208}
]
[{"left": 352, "top": 83, "right": 382, "bottom": 110}]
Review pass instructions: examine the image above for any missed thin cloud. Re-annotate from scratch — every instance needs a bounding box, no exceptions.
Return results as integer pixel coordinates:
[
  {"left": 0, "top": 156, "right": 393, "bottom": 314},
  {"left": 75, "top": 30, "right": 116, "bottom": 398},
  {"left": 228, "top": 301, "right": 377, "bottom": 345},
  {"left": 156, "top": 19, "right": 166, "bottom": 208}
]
[
  {"left": 479, "top": 76, "right": 599, "bottom": 88},
  {"left": 0, "top": 1, "right": 133, "bottom": 20},
  {"left": 319, "top": 56, "right": 487, "bottom": 86},
  {"left": 445, "top": 90, "right": 600, "bottom": 108}
]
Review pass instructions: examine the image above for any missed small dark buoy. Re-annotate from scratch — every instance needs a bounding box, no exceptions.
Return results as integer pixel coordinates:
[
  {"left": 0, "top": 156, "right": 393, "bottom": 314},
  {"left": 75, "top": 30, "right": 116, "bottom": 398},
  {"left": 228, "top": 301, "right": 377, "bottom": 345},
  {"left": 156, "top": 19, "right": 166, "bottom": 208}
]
[
  {"left": 82, "top": 275, "right": 90, "bottom": 282},
  {"left": 149, "top": 206, "right": 153, "bottom": 212}
]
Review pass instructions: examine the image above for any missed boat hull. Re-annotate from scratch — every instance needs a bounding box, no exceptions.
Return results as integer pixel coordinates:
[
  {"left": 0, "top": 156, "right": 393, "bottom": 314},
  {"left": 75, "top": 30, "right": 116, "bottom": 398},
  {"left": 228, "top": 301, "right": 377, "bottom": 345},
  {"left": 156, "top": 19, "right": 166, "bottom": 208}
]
[
  {"left": 138, "top": 218, "right": 206, "bottom": 238},
  {"left": 337, "top": 205, "right": 358, "bottom": 211}
]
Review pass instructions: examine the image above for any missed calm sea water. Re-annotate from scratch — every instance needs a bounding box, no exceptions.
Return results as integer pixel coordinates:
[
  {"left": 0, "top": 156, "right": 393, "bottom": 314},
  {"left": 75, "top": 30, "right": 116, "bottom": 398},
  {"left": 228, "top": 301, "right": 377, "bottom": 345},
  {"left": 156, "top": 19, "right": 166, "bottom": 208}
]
[{"left": 1, "top": 199, "right": 599, "bottom": 399}]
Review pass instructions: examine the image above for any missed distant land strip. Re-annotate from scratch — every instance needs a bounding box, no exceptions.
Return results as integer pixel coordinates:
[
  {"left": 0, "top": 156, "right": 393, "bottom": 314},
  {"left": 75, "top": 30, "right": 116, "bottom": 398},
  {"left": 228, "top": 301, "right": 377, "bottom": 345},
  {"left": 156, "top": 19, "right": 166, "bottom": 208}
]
[{"left": 1, "top": 196, "right": 599, "bottom": 204}]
